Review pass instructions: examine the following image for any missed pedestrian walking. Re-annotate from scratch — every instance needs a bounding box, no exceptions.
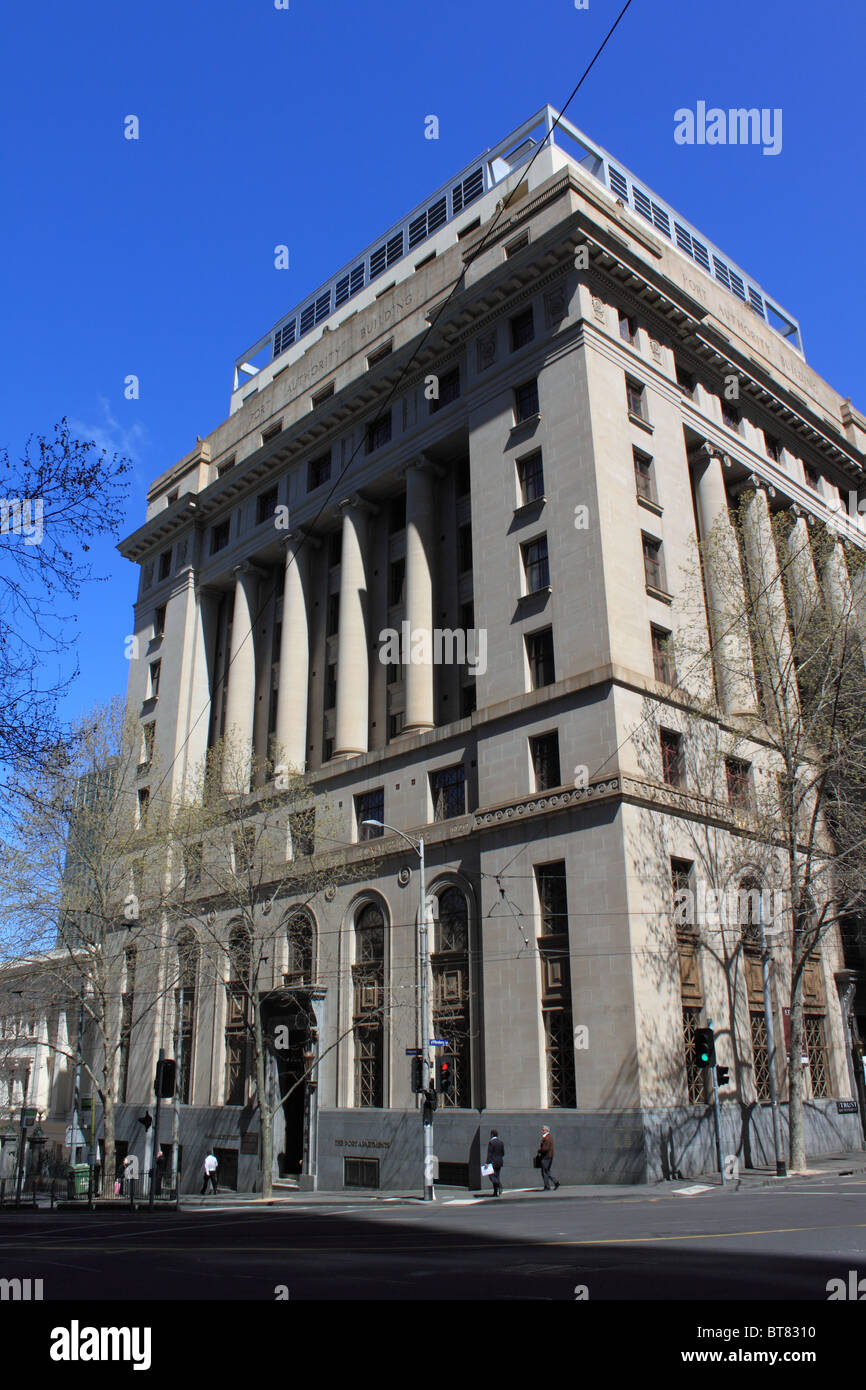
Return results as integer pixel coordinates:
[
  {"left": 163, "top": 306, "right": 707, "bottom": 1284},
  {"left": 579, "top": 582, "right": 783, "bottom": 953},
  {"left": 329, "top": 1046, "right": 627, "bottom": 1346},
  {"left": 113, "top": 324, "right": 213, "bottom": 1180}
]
[
  {"left": 201, "top": 1149, "right": 219, "bottom": 1195},
  {"left": 537, "top": 1126, "right": 559, "bottom": 1191},
  {"left": 154, "top": 1149, "right": 166, "bottom": 1196},
  {"left": 484, "top": 1129, "right": 505, "bottom": 1197}
]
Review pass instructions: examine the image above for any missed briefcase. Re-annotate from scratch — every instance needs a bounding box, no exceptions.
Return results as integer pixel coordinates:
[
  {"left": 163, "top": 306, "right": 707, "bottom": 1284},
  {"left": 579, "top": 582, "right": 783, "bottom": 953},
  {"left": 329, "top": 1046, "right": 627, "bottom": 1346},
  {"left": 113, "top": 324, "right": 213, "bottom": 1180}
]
[{"left": 533, "top": 1154, "right": 542, "bottom": 1168}]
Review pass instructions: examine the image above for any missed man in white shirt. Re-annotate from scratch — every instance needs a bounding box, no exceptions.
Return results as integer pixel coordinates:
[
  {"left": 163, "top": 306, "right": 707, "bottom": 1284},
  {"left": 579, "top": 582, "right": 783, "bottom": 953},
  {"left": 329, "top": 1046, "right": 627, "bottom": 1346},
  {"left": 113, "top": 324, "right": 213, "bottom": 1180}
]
[{"left": 201, "top": 1150, "right": 219, "bottom": 1195}]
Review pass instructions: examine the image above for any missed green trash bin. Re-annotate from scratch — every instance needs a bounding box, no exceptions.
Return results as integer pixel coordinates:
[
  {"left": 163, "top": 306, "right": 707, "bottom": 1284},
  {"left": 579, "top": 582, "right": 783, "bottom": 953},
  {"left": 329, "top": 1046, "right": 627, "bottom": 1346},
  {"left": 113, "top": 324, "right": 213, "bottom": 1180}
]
[{"left": 67, "top": 1163, "right": 91, "bottom": 1198}]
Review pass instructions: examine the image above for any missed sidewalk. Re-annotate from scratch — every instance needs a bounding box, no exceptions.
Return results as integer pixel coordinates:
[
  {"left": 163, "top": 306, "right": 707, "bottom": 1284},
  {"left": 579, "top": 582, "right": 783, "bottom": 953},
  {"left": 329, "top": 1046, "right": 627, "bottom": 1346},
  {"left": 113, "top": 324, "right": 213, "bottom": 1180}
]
[{"left": 176, "top": 1148, "right": 866, "bottom": 1208}]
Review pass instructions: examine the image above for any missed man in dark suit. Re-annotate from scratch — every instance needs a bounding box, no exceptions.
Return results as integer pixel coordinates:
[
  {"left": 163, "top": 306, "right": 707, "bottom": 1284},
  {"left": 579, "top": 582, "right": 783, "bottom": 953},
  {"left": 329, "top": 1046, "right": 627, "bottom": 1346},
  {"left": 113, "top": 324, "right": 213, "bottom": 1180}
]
[{"left": 486, "top": 1129, "right": 505, "bottom": 1197}]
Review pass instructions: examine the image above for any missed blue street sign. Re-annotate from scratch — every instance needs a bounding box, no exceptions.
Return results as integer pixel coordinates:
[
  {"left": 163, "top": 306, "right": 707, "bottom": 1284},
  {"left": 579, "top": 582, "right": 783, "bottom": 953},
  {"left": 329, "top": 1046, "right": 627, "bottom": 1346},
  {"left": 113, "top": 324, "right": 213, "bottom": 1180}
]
[{"left": 429, "top": 1039, "right": 449, "bottom": 1047}]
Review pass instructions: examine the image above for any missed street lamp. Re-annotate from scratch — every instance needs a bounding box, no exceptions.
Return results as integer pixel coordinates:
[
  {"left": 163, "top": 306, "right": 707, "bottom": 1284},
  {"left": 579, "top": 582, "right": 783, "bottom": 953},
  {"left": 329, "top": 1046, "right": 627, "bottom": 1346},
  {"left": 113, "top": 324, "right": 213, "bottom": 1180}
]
[{"left": 361, "top": 818, "right": 435, "bottom": 1201}]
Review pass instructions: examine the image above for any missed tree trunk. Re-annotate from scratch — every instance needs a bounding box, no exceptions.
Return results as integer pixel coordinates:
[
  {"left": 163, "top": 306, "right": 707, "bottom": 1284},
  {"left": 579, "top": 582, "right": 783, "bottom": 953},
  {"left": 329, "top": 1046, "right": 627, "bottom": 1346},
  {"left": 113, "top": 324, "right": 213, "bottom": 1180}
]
[
  {"left": 102, "top": 1089, "right": 115, "bottom": 1200},
  {"left": 252, "top": 1007, "right": 272, "bottom": 1199}
]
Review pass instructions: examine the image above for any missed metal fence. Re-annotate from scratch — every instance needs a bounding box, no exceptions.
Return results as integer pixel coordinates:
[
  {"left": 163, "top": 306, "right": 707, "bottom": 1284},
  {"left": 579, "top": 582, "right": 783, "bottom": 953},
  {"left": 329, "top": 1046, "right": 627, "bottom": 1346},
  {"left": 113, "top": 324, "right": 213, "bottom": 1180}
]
[{"left": 0, "top": 1168, "right": 179, "bottom": 1208}]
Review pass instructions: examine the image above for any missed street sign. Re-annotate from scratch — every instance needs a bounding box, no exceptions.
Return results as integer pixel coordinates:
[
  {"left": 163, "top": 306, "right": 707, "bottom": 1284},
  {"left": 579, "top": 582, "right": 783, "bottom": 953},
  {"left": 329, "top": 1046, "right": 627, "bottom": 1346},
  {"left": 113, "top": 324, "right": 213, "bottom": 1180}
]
[
  {"left": 429, "top": 1039, "right": 449, "bottom": 1047},
  {"left": 405, "top": 1048, "right": 422, "bottom": 1055}
]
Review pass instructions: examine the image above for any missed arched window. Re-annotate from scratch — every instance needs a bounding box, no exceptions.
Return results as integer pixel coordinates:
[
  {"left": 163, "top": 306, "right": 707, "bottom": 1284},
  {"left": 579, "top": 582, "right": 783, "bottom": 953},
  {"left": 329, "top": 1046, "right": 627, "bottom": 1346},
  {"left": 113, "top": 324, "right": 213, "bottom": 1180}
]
[
  {"left": 285, "top": 910, "right": 315, "bottom": 986},
  {"left": 353, "top": 903, "right": 385, "bottom": 1107},
  {"left": 176, "top": 930, "right": 198, "bottom": 1104},
  {"left": 432, "top": 887, "right": 471, "bottom": 1108},
  {"left": 225, "top": 924, "right": 251, "bottom": 1105}
]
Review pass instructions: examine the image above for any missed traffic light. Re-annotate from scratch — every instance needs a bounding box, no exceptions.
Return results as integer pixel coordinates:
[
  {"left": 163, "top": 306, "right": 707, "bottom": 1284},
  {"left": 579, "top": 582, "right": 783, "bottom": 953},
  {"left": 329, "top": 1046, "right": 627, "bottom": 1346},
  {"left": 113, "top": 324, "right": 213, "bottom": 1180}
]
[
  {"left": 716, "top": 1064, "right": 730, "bottom": 1087},
  {"left": 410, "top": 1057, "right": 424, "bottom": 1093},
  {"left": 138, "top": 1112, "right": 152, "bottom": 1131},
  {"left": 694, "top": 1028, "right": 715, "bottom": 1067},
  {"left": 155, "top": 1058, "right": 176, "bottom": 1099},
  {"left": 437, "top": 1059, "right": 453, "bottom": 1095}
]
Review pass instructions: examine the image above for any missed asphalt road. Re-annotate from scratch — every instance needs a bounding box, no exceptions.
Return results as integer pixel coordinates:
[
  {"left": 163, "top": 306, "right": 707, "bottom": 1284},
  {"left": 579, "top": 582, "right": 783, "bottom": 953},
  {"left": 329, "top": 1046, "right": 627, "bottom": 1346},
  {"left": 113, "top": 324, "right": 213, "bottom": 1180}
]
[{"left": 2, "top": 1173, "right": 866, "bottom": 1302}]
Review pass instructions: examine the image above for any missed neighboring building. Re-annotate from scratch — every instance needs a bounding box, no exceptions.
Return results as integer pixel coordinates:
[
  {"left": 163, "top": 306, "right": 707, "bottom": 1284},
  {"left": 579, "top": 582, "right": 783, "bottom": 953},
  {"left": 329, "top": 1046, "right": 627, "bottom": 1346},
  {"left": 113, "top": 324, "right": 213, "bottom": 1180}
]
[
  {"left": 0, "top": 953, "right": 79, "bottom": 1174},
  {"left": 112, "top": 105, "right": 866, "bottom": 1191}
]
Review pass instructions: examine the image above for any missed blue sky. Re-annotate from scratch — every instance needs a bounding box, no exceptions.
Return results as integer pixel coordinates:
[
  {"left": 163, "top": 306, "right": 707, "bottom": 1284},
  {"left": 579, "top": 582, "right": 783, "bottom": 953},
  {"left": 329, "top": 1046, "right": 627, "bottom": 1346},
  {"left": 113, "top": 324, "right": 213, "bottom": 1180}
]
[{"left": 2, "top": 0, "right": 864, "bottom": 727}]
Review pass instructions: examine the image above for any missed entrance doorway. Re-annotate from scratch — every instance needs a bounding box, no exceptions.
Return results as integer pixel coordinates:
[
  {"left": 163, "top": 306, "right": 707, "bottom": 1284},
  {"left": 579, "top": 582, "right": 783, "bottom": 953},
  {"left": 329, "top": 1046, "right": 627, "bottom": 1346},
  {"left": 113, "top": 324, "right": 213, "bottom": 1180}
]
[{"left": 266, "top": 994, "right": 313, "bottom": 1178}]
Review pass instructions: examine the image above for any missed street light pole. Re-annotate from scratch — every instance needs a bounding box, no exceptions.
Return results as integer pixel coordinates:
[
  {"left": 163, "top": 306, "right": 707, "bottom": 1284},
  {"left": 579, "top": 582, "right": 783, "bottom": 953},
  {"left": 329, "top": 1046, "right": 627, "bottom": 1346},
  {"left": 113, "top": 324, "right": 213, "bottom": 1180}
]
[
  {"left": 362, "top": 819, "right": 435, "bottom": 1201},
  {"left": 759, "top": 899, "right": 787, "bottom": 1177}
]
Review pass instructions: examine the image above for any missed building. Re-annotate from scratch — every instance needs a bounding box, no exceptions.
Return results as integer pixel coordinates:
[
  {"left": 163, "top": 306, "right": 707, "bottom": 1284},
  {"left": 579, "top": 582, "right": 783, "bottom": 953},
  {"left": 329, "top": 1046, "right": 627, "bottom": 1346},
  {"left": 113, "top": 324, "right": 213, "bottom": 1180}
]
[{"left": 112, "top": 105, "right": 866, "bottom": 1191}]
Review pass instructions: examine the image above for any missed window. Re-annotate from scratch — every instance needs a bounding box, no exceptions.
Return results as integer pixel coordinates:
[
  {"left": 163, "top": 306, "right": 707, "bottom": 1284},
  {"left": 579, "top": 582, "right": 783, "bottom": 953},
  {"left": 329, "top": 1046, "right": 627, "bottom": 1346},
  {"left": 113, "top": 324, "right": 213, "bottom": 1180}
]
[
  {"left": 311, "top": 382, "right": 335, "bottom": 409},
  {"left": 455, "top": 457, "right": 471, "bottom": 497},
  {"left": 626, "top": 378, "right": 648, "bottom": 422},
  {"left": 167, "top": 489, "right": 179, "bottom": 506},
  {"left": 367, "top": 340, "right": 393, "bottom": 368},
  {"left": 765, "top": 433, "right": 782, "bottom": 463},
  {"left": 326, "top": 592, "right": 340, "bottom": 636},
  {"left": 750, "top": 1011, "right": 771, "bottom": 1102},
  {"left": 457, "top": 216, "right": 481, "bottom": 240},
  {"left": 182, "top": 842, "right": 202, "bottom": 886},
  {"left": 353, "top": 904, "right": 385, "bottom": 1108},
  {"left": 289, "top": 808, "right": 315, "bottom": 857},
  {"left": 460, "top": 683, "right": 476, "bottom": 717},
  {"left": 536, "top": 862, "right": 568, "bottom": 935},
  {"left": 211, "top": 519, "right": 230, "bottom": 554},
  {"left": 432, "top": 887, "right": 471, "bottom": 1107},
  {"left": 389, "top": 558, "right": 405, "bottom": 607},
  {"left": 675, "top": 361, "right": 696, "bottom": 396},
  {"left": 722, "top": 401, "right": 741, "bottom": 433},
  {"left": 356, "top": 788, "right": 384, "bottom": 840},
  {"left": 232, "top": 826, "right": 256, "bottom": 874},
  {"left": 429, "top": 365, "right": 460, "bottom": 412},
  {"left": 457, "top": 523, "right": 473, "bottom": 574},
  {"left": 804, "top": 463, "right": 821, "bottom": 491},
  {"left": 141, "top": 723, "right": 155, "bottom": 767},
  {"left": 660, "top": 729, "right": 685, "bottom": 788},
  {"left": 324, "top": 663, "right": 337, "bottom": 709},
  {"left": 119, "top": 948, "right": 136, "bottom": 1103},
  {"left": 285, "top": 910, "right": 315, "bottom": 986},
  {"left": 366, "top": 412, "right": 392, "bottom": 452},
  {"left": 804, "top": 1014, "right": 829, "bottom": 1098},
  {"left": 725, "top": 756, "right": 753, "bottom": 809},
  {"left": 633, "top": 449, "right": 656, "bottom": 504},
  {"left": 522, "top": 535, "right": 550, "bottom": 594},
  {"left": 530, "top": 731, "right": 561, "bottom": 791},
  {"left": 651, "top": 626, "right": 675, "bottom": 685},
  {"left": 256, "top": 487, "right": 278, "bottom": 527},
  {"left": 534, "top": 861, "right": 575, "bottom": 1106},
  {"left": 682, "top": 1006, "right": 705, "bottom": 1103},
  {"left": 618, "top": 310, "right": 637, "bottom": 345},
  {"left": 217, "top": 458, "right": 235, "bottom": 477},
  {"left": 510, "top": 307, "right": 535, "bottom": 350},
  {"left": 225, "top": 925, "right": 251, "bottom": 1106},
  {"left": 176, "top": 931, "right": 198, "bottom": 1104},
  {"left": 431, "top": 764, "right": 466, "bottom": 821},
  {"left": 514, "top": 378, "right": 540, "bottom": 423},
  {"left": 526, "top": 627, "right": 555, "bottom": 688},
  {"left": 154, "top": 604, "right": 166, "bottom": 639},
  {"left": 517, "top": 450, "right": 544, "bottom": 505},
  {"left": 137, "top": 787, "right": 149, "bottom": 824},
  {"left": 642, "top": 534, "right": 665, "bottom": 592},
  {"left": 158, "top": 549, "right": 172, "bottom": 581},
  {"left": 262, "top": 421, "right": 283, "bottom": 444},
  {"left": 148, "top": 660, "right": 161, "bottom": 699},
  {"left": 505, "top": 232, "right": 529, "bottom": 257},
  {"left": 344, "top": 1156, "right": 380, "bottom": 1188},
  {"left": 389, "top": 494, "right": 406, "bottom": 532}
]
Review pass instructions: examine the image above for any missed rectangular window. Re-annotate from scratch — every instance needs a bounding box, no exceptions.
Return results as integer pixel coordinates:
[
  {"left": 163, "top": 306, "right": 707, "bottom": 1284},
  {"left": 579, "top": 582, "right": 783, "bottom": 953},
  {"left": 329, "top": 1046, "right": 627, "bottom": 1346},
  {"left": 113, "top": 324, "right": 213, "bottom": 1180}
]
[
  {"left": 137, "top": 787, "right": 150, "bottom": 824},
  {"left": 217, "top": 458, "right": 235, "bottom": 477},
  {"left": 804, "top": 463, "right": 821, "bottom": 491},
  {"left": 154, "top": 604, "right": 166, "bottom": 638},
  {"left": 430, "top": 365, "right": 460, "bottom": 412},
  {"left": 308, "top": 451, "right": 331, "bottom": 490},
  {"left": 725, "top": 756, "right": 753, "bottom": 809},
  {"left": 651, "top": 625, "right": 675, "bottom": 685},
  {"left": 530, "top": 731, "right": 561, "bottom": 791},
  {"left": 675, "top": 361, "right": 696, "bottom": 397},
  {"left": 166, "top": 490, "right": 178, "bottom": 506},
  {"left": 522, "top": 535, "right": 550, "bottom": 593},
  {"left": 389, "top": 557, "right": 405, "bottom": 607},
  {"left": 526, "top": 627, "right": 555, "bottom": 688},
  {"left": 626, "top": 378, "right": 648, "bottom": 421},
  {"left": 517, "top": 450, "right": 544, "bottom": 505},
  {"left": 633, "top": 449, "right": 656, "bottom": 504},
  {"left": 311, "top": 382, "right": 335, "bottom": 409},
  {"left": 431, "top": 764, "right": 466, "bottom": 821},
  {"left": 460, "top": 683, "right": 476, "bottom": 717},
  {"left": 326, "top": 593, "right": 340, "bottom": 636},
  {"left": 457, "top": 523, "right": 473, "bottom": 574},
  {"left": 804, "top": 1014, "right": 829, "bottom": 1098},
  {"left": 141, "top": 722, "right": 155, "bottom": 766},
  {"left": 765, "top": 433, "right": 782, "bottom": 463},
  {"left": 536, "top": 861, "right": 568, "bottom": 935},
  {"left": 505, "top": 232, "right": 529, "bottom": 257},
  {"left": 356, "top": 789, "right": 384, "bottom": 840},
  {"left": 149, "top": 661, "right": 161, "bottom": 699},
  {"left": 510, "top": 307, "right": 535, "bottom": 350},
  {"left": 344, "top": 1156, "right": 380, "bottom": 1188},
  {"left": 722, "top": 402, "right": 741, "bottom": 433},
  {"left": 211, "top": 519, "right": 230, "bottom": 554},
  {"left": 750, "top": 1011, "right": 771, "bottom": 1102},
  {"left": 289, "top": 808, "right": 315, "bottom": 857},
  {"left": 389, "top": 494, "right": 406, "bottom": 533},
  {"left": 183, "top": 842, "right": 203, "bottom": 886},
  {"left": 366, "top": 412, "right": 392, "bottom": 452},
  {"left": 514, "top": 378, "right": 540, "bottom": 423},
  {"left": 660, "top": 729, "right": 685, "bottom": 788},
  {"left": 367, "top": 340, "right": 393, "bottom": 368},
  {"left": 232, "top": 827, "right": 256, "bottom": 873},
  {"left": 256, "top": 487, "right": 278, "bottom": 527},
  {"left": 262, "top": 421, "right": 283, "bottom": 444},
  {"left": 618, "top": 310, "right": 637, "bottom": 345},
  {"left": 642, "top": 534, "right": 665, "bottom": 592},
  {"left": 158, "top": 549, "right": 172, "bottom": 581},
  {"left": 324, "top": 663, "right": 337, "bottom": 709}
]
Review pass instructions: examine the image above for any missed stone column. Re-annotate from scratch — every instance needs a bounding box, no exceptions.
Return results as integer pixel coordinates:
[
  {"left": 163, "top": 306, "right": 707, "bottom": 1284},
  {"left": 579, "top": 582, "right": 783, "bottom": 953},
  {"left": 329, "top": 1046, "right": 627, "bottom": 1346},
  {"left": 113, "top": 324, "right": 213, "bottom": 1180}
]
[
  {"left": 222, "top": 562, "right": 260, "bottom": 792},
  {"left": 403, "top": 460, "right": 437, "bottom": 734},
  {"left": 821, "top": 537, "right": 866, "bottom": 669},
  {"left": 693, "top": 448, "right": 757, "bottom": 716},
  {"left": 783, "top": 510, "right": 821, "bottom": 631},
  {"left": 740, "top": 479, "right": 799, "bottom": 727},
  {"left": 274, "top": 532, "right": 317, "bottom": 773},
  {"left": 335, "top": 496, "right": 376, "bottom": 757}
]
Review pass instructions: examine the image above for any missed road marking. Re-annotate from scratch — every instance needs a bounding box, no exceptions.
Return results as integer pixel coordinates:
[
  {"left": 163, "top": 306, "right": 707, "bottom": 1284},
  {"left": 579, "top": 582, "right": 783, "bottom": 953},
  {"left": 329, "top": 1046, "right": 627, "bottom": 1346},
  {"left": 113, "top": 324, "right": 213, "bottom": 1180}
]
[{"left": 674, "top": 1185, "right": 715, "bottom": 1195}]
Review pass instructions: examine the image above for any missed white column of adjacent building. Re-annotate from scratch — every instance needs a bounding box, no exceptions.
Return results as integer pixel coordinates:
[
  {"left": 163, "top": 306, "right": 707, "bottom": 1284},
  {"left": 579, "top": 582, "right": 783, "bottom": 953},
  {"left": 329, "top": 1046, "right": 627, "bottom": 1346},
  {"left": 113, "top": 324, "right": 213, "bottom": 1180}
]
[
  {"left": 783, "top": 509, "right": 822, "bottom": 630},
  {"left": 221, "top": 561, "right": 261, "bottom": 792},
  {"left": 403, "top": 459, "right": 437, "bottom": 734},
  {"left": 335, "top": 496, "right": 376, "bottom": 757},
  {"left": 693, "top": 448, "right": 757, "bottom": 716},
  {"left": 739, "top": 479, "right": 799, "bottom": 727},
  {"left": 274, "top": 531, "right": 317, "bottom": 772},
  {"left": 821, "top": 535, "right": 864, "bottom": 665}
]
